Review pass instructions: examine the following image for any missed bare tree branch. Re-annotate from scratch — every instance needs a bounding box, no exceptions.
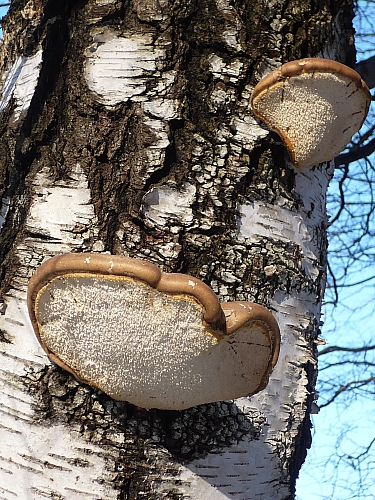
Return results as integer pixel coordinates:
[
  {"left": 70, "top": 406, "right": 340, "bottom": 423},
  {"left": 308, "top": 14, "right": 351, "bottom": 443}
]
[
  {"left": 319, "top": 360, "right": 375, "bottom": 371},
  {"left": 328, "top": 163, "right": 349, "bottom": 225},
  {"left": 356, "top": 55, "right": 375, "bottom": 89},
  {"left": 319, "top": 344, "right": 375, "bottom": 356},
  {"left": 319, "top": 376, "right": 375, "bottom": 408},
  {"left": 348, "top": 437, "right": 375, "bottom": 462},
  {"left": 329, "top": 274, "right": 375, "bottom": 288},
  {"left": 335, "top": 138, "right": 375, "bottom": 167},
  {"left": 326, "top": 259, "right": 339, "bottom": 306}
]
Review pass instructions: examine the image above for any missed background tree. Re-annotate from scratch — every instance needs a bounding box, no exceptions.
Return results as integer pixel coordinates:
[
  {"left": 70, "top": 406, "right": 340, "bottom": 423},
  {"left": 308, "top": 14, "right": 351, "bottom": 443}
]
[{"left": 0, "top": 0, "right": 360, "bottom": 498}]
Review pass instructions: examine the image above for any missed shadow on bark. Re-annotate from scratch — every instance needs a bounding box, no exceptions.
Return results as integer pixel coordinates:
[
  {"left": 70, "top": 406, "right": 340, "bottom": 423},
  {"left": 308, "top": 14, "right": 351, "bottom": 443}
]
[{"left": 28, "top": 364, "right": 265, "bottom": 460}]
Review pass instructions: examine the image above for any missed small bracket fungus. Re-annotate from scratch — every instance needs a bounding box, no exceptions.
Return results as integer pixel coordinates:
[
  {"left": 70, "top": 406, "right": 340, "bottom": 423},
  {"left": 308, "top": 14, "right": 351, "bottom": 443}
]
[
  {"left": 250, "top": 58, "right": 371, "bottom": 168},
  {"left": 27, "top": 254, "right": 280, "bottom": 410}
]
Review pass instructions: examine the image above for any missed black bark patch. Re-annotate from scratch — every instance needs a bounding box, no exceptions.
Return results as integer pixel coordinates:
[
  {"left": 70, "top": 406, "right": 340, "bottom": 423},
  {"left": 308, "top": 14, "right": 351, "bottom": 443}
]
[{"left": 0, "top": 327, "right": 13, "bottom": 343}]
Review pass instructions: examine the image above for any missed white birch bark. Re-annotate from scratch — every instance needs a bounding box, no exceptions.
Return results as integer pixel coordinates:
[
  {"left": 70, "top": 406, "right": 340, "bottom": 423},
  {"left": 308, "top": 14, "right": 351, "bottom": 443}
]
[{"left": 0, "top": 0, "right": 353, "bottom": 498}]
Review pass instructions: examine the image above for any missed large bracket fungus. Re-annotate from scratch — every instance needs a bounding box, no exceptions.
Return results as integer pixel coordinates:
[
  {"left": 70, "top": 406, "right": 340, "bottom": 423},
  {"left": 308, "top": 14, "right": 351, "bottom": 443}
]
[
  {"left": 250, "top": 58, "right": 371, "bottom": 168},
  {"left": 27, "top": 254, "right": 280, "bottom": 410}
]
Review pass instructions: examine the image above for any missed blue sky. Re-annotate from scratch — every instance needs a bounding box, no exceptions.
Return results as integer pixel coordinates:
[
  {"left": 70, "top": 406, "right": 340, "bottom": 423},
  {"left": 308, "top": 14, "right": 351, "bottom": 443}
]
[
  {"left": 0, "top": 5, "right": 8, "bottom": 38},
  {"left": 0, "top": 2, "right": 374, "bottom": 498},
  {"left": 297, "top": 1, "right": 375, "bottom": 497}
]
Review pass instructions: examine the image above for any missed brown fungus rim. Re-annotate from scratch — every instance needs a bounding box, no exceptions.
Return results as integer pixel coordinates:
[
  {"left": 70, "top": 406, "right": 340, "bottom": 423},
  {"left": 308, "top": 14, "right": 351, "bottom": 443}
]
[
  {"left": 27, "top": 253, "right": 225, "bottom": 324},
  {"left": 251, "top": 58, "right": 371, "bottom": 104},
  {"left": 27, "top": 253, "right": 281, "bottom": 397}
]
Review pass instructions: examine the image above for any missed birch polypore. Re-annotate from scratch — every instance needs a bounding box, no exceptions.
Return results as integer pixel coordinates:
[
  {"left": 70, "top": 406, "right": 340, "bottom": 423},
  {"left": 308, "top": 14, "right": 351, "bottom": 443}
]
[
  {"left": 251, "top": 58, "right": 371, "bottom": 168},
  {"left": 28, "top": 254, "right": 280, "bottom": 410}
]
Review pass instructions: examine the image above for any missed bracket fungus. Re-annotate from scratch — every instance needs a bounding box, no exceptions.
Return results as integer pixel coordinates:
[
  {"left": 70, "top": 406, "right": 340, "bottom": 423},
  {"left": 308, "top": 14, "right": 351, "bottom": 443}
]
[
  {"left": 250, "top": 58, "right": 371, "bottom": 168},
  {"left": 27, "top": 254, "right": 280, "bottom": 410}
]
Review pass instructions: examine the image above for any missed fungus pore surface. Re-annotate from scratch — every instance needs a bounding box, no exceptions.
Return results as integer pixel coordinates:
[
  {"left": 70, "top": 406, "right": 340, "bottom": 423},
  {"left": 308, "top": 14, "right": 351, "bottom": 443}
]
[
  {"left": 28, "top": 254, "right": 280, "bottom": 410},
  {"left": 251, "top": 58, "right": 371, "bottom": 168}
]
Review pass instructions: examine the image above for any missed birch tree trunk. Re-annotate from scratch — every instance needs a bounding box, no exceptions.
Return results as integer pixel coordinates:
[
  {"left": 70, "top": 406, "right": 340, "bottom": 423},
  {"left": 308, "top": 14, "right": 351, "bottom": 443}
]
[{"left": 0, "top": 0, "right": 355, "bottom": 498}]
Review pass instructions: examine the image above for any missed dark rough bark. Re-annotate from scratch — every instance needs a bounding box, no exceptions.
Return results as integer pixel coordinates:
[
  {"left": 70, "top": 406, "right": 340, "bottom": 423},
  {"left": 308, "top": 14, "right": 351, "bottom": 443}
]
[{"left": 0, "top": 0, "right": 356, "bottom": 498}]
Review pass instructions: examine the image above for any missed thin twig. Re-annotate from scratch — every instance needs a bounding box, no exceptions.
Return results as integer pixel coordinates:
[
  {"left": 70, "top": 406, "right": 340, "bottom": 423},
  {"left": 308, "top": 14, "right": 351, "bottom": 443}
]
[
  {"left": 335, "top": 138, "right": 375, "bottom": 167},
  {"left": 328, "top": 163, "right": 349, "bottom": 226},
  {"left": 319, "top": 344, "right": 375, "bottom": 356},
  {"left": 319, "top": 376, "right": 375, "bottom": 408},
  {"left": 326, "top": 260, "right": 339, "bottom": 306},
  {"left": 348, "top": 436, "right": 375, "bottom": 461}
]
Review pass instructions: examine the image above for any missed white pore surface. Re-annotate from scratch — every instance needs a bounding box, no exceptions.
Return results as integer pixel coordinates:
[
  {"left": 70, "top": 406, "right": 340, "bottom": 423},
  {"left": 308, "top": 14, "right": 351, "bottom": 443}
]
[
  {"left": 35, "top": 275, "right": 273, "bottom": 410},
  {"left": 252, "top": 72, "right": 368, "bottom": 167}
]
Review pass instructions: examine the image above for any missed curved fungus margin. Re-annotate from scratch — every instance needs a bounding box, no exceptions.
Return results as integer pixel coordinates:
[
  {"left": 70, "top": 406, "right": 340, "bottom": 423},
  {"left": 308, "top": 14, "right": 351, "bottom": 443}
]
[
  {"left": 28, "top": 253, "right": 280, "bottom": 410},
  {"left": 251, "top": 58, "right": 371, "bottom": 168}
]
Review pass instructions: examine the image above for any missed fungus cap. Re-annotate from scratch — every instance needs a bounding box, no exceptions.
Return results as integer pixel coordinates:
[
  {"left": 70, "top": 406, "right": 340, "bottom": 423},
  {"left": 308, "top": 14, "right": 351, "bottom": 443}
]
[
  {"left": 250, "top": 58, "right": 371, "bottom": 168},
  {"left": 28, "top": 253, "right": 280, "bottom": 410}
]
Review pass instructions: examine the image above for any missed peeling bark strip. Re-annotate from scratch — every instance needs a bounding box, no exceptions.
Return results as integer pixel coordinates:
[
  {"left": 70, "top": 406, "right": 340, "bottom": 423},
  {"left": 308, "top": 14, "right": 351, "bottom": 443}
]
[
  {"left": 0, "top": 0, "right": 355, "bottom": 498},
  {"left": 0, "top": 49, "right": 43, "bottom": 121},
  {"left": 84, "top": 31, "right": 169, "bottom": 105}
]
